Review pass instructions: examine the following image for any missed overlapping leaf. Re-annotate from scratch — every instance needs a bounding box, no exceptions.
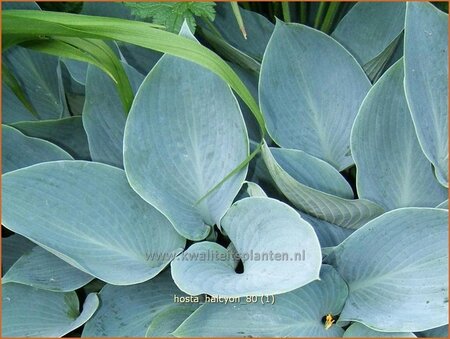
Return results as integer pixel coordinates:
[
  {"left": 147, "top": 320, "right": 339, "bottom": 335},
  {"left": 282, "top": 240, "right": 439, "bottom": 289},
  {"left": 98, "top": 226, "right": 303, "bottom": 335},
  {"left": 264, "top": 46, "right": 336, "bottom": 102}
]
[
  {"left": 174, "top": 265, "right": 347, "bottom": 337},
  {"left": 332, "top": 2, "right": 405, "bottom": 81},
  {"left": 82, "top": 270, "right": 198, "bottom": 337},
  {"left": 171, "top": 197, "right": 321, "bottom": 297},
  {"left": 351, "top": 60, "right": 447, "bottom": 210},
  {"left": 3, "top": 283, "right": 99, "bottom": 337},
  {"left": 12, "top": 117, "right": 91, "bottom": 160},
  {"left": 326, "top": 208, "right": 448, "bottom": 332},
  {"left": 124, "top": 24, "right": 248, "bottom": 240},
  {"left": 260, "top": 21, "right": 371, "bottom": 170},
  {"left": 3, "top": 46, "right": 68, "bottom": 119},
  {"left": 2, "top": 161, "right": 185, "bottom": 285},
  {"left": 83, "top": 63, "right": 143, "bottom": 168},
  {"left": 3, "top": 246, "right": 94, "bottom": 292},
  {"left": 404, "top": 2, "right": 448, "bottom": 187},
  {"left": 2, "top": 125, "right": 73, "bottom": 173},
  {"left": 261, "top": 143, "right": 384, "bottom": 229}
]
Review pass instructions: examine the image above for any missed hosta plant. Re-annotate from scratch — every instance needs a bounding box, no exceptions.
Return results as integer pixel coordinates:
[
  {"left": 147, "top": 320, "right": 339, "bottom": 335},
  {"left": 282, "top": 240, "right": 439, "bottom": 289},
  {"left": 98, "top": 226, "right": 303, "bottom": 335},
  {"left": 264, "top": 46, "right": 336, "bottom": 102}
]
[{"left": 1, "top": 1, "right": 448, "bottom": 338}]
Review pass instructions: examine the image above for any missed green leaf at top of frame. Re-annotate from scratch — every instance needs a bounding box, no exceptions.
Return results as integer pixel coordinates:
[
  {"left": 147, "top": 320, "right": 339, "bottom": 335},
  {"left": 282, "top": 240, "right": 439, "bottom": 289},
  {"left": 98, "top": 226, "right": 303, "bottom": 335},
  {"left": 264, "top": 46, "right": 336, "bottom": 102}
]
[
  {"left": 125, "top": 1, "right": 216, "bottom": 33},
  {"left": 2, "top": 9, "right": 265, "bottom": 137}
]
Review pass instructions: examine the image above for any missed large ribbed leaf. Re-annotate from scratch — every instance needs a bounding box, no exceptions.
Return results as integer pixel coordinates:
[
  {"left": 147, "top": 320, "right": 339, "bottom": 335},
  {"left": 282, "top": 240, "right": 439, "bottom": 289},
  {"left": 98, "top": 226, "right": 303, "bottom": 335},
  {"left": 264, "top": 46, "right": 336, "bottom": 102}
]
[
  {"left": 174, "top": 265, "right": 347, "bottom": 337},
  {"left": 332, "top": 2, "right": 405, "bottom": 81},
  {"left": 2, "top": 161, "right": 185, "bottom": 285},
  {"left": 260, "top": 21, "right": 370, "bottom": 170},
  {"left": 2, "top": 125, "right": 72, "bottom": 173},
  {"left": 171, "top": 197, "right": 321, "bottom": 297},
  {"left": 3, "top": 246, "right": 94, "bottom": 292},
  {"left": 82, "top": 270, "right": 198, "bottom": 337},
  {"left": 2, "top": 283, "right": 98, "bottom": 337},
  {"left": 83, "top": 63, "right": 143, "bottom": 167},
  {"left": 261, "top": 143, "right": 383, "bottom": 229},
  {"left": 326, "top": 208, "right": 448, "bottom": 332},
  {"left": 124, "top": 24, "right": 248, "bottom": 240},
  {"left": 351, "top": 60, "right": 447, "bottom": 209},
  {"left": 404, "top": 2, "right": 448, "bottom": 187}
]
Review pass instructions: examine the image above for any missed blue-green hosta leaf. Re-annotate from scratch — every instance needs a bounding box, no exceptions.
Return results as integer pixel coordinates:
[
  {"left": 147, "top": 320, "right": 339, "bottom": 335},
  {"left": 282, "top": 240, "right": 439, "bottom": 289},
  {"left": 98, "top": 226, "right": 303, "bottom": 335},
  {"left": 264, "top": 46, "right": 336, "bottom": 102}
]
[
  {"left": 11, "top": 116, "right": 91, "bottom": 160},
  {"left": 145, "top": 305, "right": 198, "bottom": 337},
  {"left": 2, "top": 234, "right": 35, "bottom": 275},
  {"left": 351, "top": 60, "right": 447, "bottom": 210},
  {"left": 404, "top": 2, "right": 448, "bottom": 187},
  {"left": 326, "top": 208, "right": 448, "bottom": 332},
  {"left": 124, "top": 24, "right": 248, "bottom": 240},
  {"left": 228, "top": 63, "right": 261, "bottom": 143},
  {"left": 2, "top": 1, "right": 40, "bottom": 10},
  {"left": 261, "top": 143, "right": 383, "bottom": 229},
  {"left": 118, "top": 43, "right": 162, "bottom": 76},
  {"left": 260, "top": 21, "right": 371, "bottom": 170},
  {"left": 2, "top": 125, "right": 73, "bottom": 173},
  {"left": 416, "top": 325, "right": 448, "bottom": 338},
  {"left": 81, "top": 1, "right": 132, "bottom": 19},
  {"left": 3, "top": 246, "right": 94, "bottom": 292},
  {"left": 82, "top": 270, "right": 198, "bottom": 337},
  {"left": 83, "top": 63, "right": 143, "bottom": 168},
  {"left": 208, "top": 3, "right": 274, "bottom": 62},
  {"left": 3, "top": 46, "right": 68, "bottom": 120},
  {"left": 1, "top": 81, "right": 37, "bottom": 123},
  {"left": 244, "top": 181, "right": 267, "bottom": 198},
  {"left": 171, "top": 197, "right": 321, "bottom": 297},
  {"left": 344, "top": 323, "right": 416, "bottom": 337},
  {"left": 2, "top": 283, "right": 99, "bottom": 337},
  {"left": 332, "top": 2, "right": 405, "bottom": 81},
  {"left": 173, "top": 265, "right": 347, "bottom": 337},
  {"left": 437, "top": 200, "right": 448, "bottom": 209},
  {"left": 299, "top": 212, "right": 354, "bottom": 249},
  {"left": 62, "top": 59, "right": 88, "bottom": 85},
  {"left": 2, "top": 161, "right": 186, "bottom": 285}
]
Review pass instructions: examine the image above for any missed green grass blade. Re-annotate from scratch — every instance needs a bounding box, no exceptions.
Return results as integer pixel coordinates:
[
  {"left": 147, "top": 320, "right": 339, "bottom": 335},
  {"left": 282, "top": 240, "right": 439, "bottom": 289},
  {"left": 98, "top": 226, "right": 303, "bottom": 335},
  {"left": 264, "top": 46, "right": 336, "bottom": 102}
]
[
  {"left": 281, "top": 2, "right": 291, "bottom": 23},
  {"left": 230, "top": 2, "right": 247, "bottom": 39},
  {"left": 3, "top": 10, "right": 265, "bottom": 136},
  {"left": 321, "top": 2, "right": 340, "bottom": 34},
  {"left": 22, "top": 37, "right": 133, "bottom": 112}
]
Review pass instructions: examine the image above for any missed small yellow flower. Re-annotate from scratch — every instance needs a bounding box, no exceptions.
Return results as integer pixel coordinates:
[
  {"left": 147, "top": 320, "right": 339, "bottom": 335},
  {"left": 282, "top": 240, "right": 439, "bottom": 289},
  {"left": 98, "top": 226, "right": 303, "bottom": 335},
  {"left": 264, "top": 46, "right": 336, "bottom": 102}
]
[{"left": 324, "top": 314, "right": 335, "bottom": 330}]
